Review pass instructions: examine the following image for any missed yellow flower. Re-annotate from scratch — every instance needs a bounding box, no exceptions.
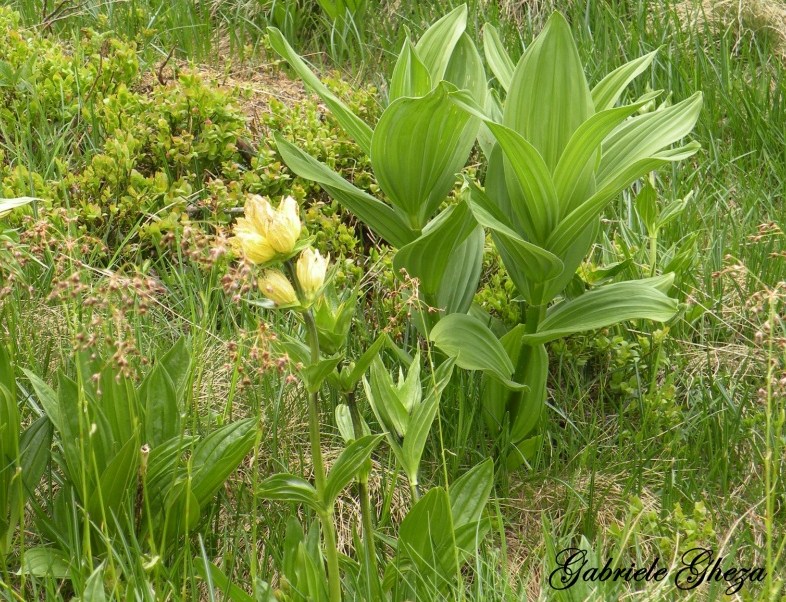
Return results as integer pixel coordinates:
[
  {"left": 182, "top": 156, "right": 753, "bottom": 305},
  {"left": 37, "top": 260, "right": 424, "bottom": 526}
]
[
  {"left": 296, "top": 248, "right": 329, "bottom": 302},
  {"left": 266, "top": 196, "right": 301, "bottom": 253},
  {"left": 232, "top": 195, "right": 301, "bottom": 264},
  {"left": 233, "top": 218, "right": 277, "bottom": 264},
  {"left": 258, "top": 270, "right": 298, "bottom": 306}
]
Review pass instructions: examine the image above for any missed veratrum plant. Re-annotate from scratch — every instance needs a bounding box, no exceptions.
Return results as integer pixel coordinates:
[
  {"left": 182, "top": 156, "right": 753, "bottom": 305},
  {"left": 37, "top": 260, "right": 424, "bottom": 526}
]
[
  {"left": 267, "top": 5, "right": 487, "bottom": 325},
  {"left": 431, "top": 13, "right": 703, "bottom": 469}
]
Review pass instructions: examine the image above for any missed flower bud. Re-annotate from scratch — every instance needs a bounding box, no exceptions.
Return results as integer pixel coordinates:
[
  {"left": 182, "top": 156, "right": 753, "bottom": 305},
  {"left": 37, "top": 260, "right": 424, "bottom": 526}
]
[
  {"left": 296, "top": 248, "right": 329, "bottom": 302},
  {"left": 258, "top": 270, "right": 298, "bottom": 306}
]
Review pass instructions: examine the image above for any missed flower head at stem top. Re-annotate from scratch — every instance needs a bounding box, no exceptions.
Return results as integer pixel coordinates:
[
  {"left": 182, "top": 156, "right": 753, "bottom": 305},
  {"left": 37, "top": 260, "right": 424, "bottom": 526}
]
[
  {"left": 296, "top": 248, "right": 329, "bottom": 306},
  {"left": 231, "top": 195, "right": 302, "bottom": 265}
]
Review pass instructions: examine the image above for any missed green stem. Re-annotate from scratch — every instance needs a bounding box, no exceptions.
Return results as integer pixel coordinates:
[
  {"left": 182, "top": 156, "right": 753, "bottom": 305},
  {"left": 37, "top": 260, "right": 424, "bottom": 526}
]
[
  {"left": 346, "top": 391, "right": 380, "bottom": 597},
  {"left": 303, "top": 310, "right": 342, "bottom": 602}
]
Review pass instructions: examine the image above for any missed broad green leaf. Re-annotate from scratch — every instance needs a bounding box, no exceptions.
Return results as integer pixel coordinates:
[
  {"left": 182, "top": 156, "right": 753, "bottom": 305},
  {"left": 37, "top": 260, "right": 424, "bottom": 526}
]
[
  {"left": 389, "top": 39, "right": 432, "bottom": 101},
  {"left": 190, "top": 418, "right": 256, "bottom": 505},
  {"left": 449, "top": 458, "right": 493, "bottom": 528},
  {"left": 553, "top": 92, "right": 661, "bottom": 214},
  {"left": 275, "top": 134, "right": 414, "bottom": 248},
  {"left": 401, "top": 391, "right": 438, "bottom": 483},
  {"left": 335, "top": 404, "right": 355, "bottom": 444},
  {"left": 414, "top": 4, "right": 467, "bottom": 83},
  {"left": 324, "top": 434, "right": 383, "bottom": 504},
  {"left": 19, "top": 416, "right": 51, "bottom": 495},
  {"left": 522, "top": 275, "right": 678, "bottom": 345},
  {"left": 87, "top": 434, "right": 139, "bottom": 523},
  {"left": 486, "top": 121, "right": 558, "bottom": 240},
  {"left": 483, "top": 24, "right": 515, "bottom": 91},
  {"left": 398, "top": 487, "right": 457, "bottom": 581},
  {"left": 23, "top": 369, "right": 61, "bottom": 433},
  {"left": 371, "top": 83, "right": 477, "bottom": 228},
  {"left": 144, "top": 364, "right": 179, "bottom": 448},
  {"left": 454, "top": 518, "right": 492, "bottom": 557},
  {"left": 592, "top": 50, "right": 658, "bottom": 111},
  {"left": 159, "top": 337, "right": 192, "bottom": 397},
  {"left": 509, "top": 343, "right": 548, "bottom": 443},
  {"left": 83, "top": 564, "right": 107, "bottom": 602},
  {"left": 364, "top": 358, "right": 410, "bottom": 438},
  {"left": 657, "top": 192, "right": 693, "bottom": 231},
  {"left": 443, "top": 33, "right": 487, "bottom": 107},
  {"left": 466, "top": 181, "right": 561, "bottom": 303},
  {"left": 636, "top": 180, "right": 659, "bottom": 233},
  {"left": 504, "top": 12, "right": 593, "bottom": 171},
  {"left": 435, "top": 224, "right": 484, "bottom": 315},
  {"left": 257, "top": 474, "right": 322, "bottom": 512},
  {"left": 267, "top": 27, "right": 373, "bottom": 154},
  {"left": 429, "top": 313, "right": 525, "bottom": 390},
  {"left": 302, "top": 354, "right": 343, "bottom": 394},
  {"left": 393, "top": 201, "right": 477, "bottom": 297},
  {"left": 19, "top": 547, "right": 70, "bottom": 578},
  {"left": 597, "top": 92, "right": 703, "bottom": 186},
  {"left": 547, "top": 142, "right": 701, "bottom": 257},
  {"left": 506, "top": 434, "right": 542, "bottom": 471}
]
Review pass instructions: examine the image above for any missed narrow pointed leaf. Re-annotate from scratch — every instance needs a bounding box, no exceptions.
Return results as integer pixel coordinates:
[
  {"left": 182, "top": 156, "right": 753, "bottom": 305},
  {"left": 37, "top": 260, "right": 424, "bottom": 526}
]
[
  {"left": 267, "top": 28, "right": 372, "bottom": 154},
  {"left": 389, "top": 39, "right": 432, "bottom": 101},
  {"left": 449, "top": 458, "right": 494, "bottom": 527},
  {"left": 275, "top": 134, "right": 414, "bottom": 247},
  {"left": 547, "top": 142, "right": 701, "bottom": 257},
  {"left": 483, "top": 24, "right": 515, "bottom": 91},
  {"left": 597, "top": 92, "right": 703, "bottom": 185},
  {"left": 553, "top": 91, "right": 661, "bottom": 213},
  {"left": 414, "top": 4, "right": 467, "bottom": 82},
  {"left": 592, "top": 50, "right": 658, "bottom": 111},
  {"left": 324, "top": 434, "right": 383, "bottom": 505},
  {"left": 258, "top": 474, "right": 322, "bottom": 512}
]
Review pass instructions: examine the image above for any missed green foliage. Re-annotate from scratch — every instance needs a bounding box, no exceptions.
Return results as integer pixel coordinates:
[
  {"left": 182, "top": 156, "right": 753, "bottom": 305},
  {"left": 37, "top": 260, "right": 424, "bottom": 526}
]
[{"left": 21, "top": 339, "right": 258, "bottom": 569}]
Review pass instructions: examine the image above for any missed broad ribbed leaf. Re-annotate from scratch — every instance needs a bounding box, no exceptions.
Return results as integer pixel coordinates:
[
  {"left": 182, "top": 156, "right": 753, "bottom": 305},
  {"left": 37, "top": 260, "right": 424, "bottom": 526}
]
[
  {"left": 402, "top": 392, "right": 438, "bottom": 482},
  {"left": 436, "top": 224, "right": 484, "bottom": 314},
  {"left": 275, "top": 134, "right": 414, "bottom": 247},
  {"left": 398, "top": 487, "right": 457, "bottom": 579},
  {"left": 553, "top": 91, "right": 661, "bottom": 214},
  {"left": 466, "top": 181, "right": 562, "bottom": 285},
  {"left": 547, "top": 142, "right": 701, "bottom": 257},
  {"left": 144, "top": 364, "right": 179, "bottom": 448},
  {"left": 258, "top": 474, "right": 322, "bottom": 512},
  {"left": 483, "top": 24, "right": 515, "bottom": 91},
  {"left": 522, "top": 275, "right": 678, "bottom": 345},
  {"left": 414, "top": 4, "right": 467, "bottom": 83},
  {"left": 87, "top": 435, "right": 139, "bottom": 522},
  {"left": 324, "top": 434, "right": 383, "bottom": 505},
  {"left": 371, "top": 83, "right": 478, "bottom": 228},
  {"left": 598, "top": 92, "right": 703, "bottom": 185},
  {"left": 486, "top": 122, "right": 558, "bottom": 240},
  {"left": 444, "top": 33, "right": 487, "bottom": 107},
  {"left": 389, "top": 39, "right": 432, "bottom": 101},
  {"left": 267, "top": 28, "right": 373, "bottom": 154},
  {"left": 190, "top": 418, "right": 256, "bottom": 505},
  {"left": 393, "top": 201, "right": 477, "bottom": 297},
  {"left": 430, "top": 314, "right": 525, "bottom": 390},
  {"left": 503, "top": 12, "right": 593, "bottom": 171},
  {"left": 449, "top": 459, "right": 493, "bottom": 527},
  {"left": 592, "top": 50, "right": 658, "bottom": 111}
]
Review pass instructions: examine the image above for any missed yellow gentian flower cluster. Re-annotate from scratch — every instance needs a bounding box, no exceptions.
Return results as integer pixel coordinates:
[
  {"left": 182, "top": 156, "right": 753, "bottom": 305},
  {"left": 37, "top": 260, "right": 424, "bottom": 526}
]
[{"left": 232, "top": 194, "right": 329, "bottom": 309}]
